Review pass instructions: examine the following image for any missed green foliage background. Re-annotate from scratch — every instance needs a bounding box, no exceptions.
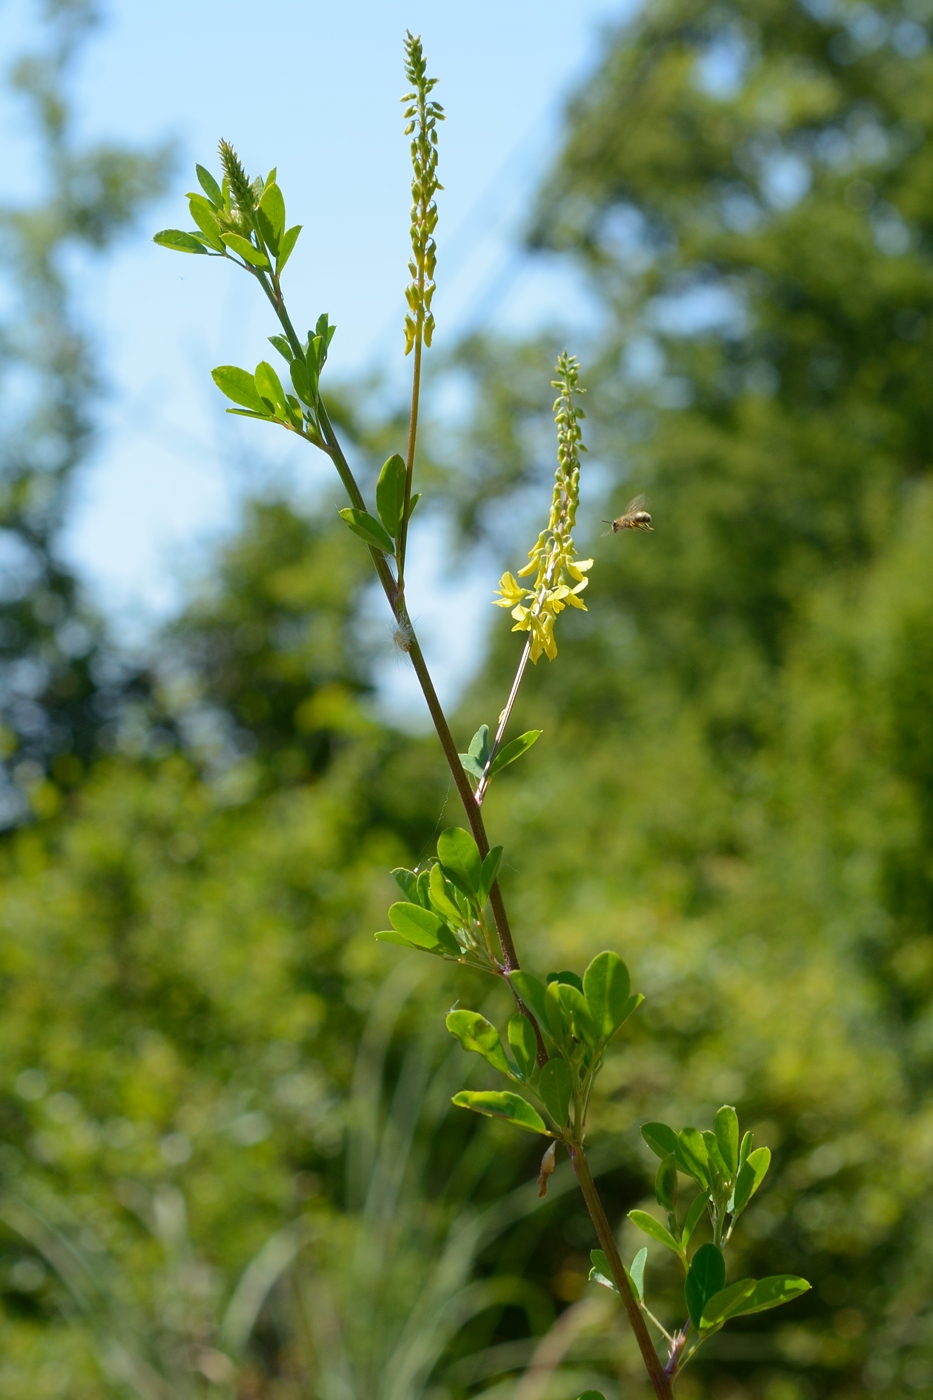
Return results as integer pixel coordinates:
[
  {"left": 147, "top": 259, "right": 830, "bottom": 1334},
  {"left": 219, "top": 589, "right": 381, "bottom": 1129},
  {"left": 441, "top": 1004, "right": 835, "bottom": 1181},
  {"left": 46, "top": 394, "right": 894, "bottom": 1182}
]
[{"left": 2, "top": 0, "right": 933, "bottom": 1398}]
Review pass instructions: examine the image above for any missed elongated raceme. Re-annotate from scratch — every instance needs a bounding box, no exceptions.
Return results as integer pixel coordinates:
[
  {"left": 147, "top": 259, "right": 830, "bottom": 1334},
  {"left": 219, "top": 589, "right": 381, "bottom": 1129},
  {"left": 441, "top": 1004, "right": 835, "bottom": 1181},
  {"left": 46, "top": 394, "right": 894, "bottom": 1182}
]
[
  {"left": 402, "top": 32, "right": 444, "bottom": 354},
  {"left": 493, "top": 351, "right": 593, "bottom": 662}
]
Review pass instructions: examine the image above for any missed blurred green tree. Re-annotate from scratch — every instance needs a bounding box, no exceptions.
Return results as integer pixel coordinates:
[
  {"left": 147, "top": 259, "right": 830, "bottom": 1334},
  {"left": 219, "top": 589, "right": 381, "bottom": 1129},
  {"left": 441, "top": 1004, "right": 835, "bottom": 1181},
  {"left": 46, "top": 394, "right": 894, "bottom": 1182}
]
[
  {"left": 425, "top": 0, "right": 933, "bottom": 1394},
  {"left": 0, "top": 0, "right": 169, "bottom": 825}
]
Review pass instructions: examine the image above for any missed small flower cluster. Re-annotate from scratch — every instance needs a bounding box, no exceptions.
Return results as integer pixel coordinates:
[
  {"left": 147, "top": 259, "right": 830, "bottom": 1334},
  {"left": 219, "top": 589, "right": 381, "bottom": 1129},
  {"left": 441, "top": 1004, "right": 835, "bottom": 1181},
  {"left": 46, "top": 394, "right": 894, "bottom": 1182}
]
[
  {"left": 494, "top": 352, "right": 593, "bottom": 662},
  {"left": 402, "top": 32, "right": 444, "bottom": 354}
]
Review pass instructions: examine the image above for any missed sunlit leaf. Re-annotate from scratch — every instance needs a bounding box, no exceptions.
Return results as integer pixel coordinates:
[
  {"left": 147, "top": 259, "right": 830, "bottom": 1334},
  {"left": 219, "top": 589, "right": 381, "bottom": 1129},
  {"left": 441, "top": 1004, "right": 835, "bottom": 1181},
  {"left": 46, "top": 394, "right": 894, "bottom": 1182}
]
[
  {"left": 451, "top": 1090, "right": 547, "bottom": 1135},
  {"left": 446, "top": 1010, "right": 511, "bottom": 1077},
  {"left": 628, "top": 1209, "right": 681, "bottom": 1254}
]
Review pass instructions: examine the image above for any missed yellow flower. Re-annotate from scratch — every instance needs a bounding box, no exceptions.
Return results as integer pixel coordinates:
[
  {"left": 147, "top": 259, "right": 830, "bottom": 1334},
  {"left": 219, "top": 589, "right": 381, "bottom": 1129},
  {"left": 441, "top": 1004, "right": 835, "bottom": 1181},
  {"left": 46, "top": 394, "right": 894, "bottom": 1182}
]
[
  {"left": 491, "top": 353, "right": 593, "bottom": 663},
  {"left": 493, "top": 571, "right": 526, "bottom": 610}
]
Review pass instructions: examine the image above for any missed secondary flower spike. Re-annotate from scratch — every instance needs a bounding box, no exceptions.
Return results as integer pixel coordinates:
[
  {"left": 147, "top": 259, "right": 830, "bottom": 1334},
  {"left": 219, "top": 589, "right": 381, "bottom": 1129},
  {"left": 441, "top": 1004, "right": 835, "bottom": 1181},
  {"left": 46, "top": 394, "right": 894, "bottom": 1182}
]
[
  {"left": 493, "top": 351, "right": 593, "bottom": 662},
  {"left": 402, "top": 32, "right": 444, "bottom": 354}
]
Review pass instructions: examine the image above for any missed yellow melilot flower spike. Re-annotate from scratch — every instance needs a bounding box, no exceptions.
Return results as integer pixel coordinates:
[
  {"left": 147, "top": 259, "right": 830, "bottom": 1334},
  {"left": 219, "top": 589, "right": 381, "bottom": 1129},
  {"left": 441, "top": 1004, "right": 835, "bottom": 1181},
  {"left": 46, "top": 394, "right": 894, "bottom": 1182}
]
[{"left": 491, "top": 352, "right": 592, "bottom": 662}]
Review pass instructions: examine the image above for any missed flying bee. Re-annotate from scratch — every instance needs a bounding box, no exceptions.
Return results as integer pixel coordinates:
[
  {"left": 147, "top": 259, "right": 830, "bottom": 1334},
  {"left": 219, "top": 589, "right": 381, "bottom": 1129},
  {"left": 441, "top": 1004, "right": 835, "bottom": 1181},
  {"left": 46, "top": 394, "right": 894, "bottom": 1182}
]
[{"left": 603, "top": 494, "right": 653, "bottom": 534}]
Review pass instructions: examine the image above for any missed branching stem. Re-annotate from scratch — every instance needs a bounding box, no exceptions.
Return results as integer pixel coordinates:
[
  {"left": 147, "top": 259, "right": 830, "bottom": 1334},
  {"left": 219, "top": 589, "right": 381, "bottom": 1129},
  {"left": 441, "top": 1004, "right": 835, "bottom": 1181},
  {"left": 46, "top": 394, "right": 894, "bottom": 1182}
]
[{"left": 569, "top": 1145, "right": 674, "bottom": 1400}]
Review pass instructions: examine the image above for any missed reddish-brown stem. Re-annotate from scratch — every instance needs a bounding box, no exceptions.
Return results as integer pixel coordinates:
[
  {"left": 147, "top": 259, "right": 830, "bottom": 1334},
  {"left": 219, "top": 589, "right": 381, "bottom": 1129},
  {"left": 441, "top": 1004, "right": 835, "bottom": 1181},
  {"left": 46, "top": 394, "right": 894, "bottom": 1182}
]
[{"left": 569, "top": 1144, "right": 673, "bottom": 1400}]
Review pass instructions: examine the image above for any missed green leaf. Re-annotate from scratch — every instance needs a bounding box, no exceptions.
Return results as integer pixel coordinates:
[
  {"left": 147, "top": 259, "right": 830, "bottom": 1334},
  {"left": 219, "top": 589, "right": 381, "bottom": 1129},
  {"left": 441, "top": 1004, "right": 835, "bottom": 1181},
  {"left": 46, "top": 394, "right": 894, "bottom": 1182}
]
[
  {"left": 451, "top": 1090, "right": 547, "bottom": 1135},
  {"left": 642, "top": 1121, "right": 679, "bottom": 1161},
  {"left": 374, "top": 926, "right": 444, "bottom": 953},
  {"left": 582, "top": 951, "right": 632, "bottom": 1042},
  {"left": 739, "top": 1130, "right": 755, "bottom": 1168},
  {"left": 268, "top": 334, "right": 293, "bottom": 362},
  {"left": 715, "top": 1105, "right": 740, "bottom": 1178},
  {"left": 446, "top": 1010, "right": 511, "bottom": 1077},
  {"left": 508, "top": 1015, "right": 537, "bottom": 1080},
  {"left": 436, "top": 827, "right": 483, "bottom": 900},
  {"left": 469, "top": 724, "right": 491, "bottom": 762},
  {"left": 460, "top": 723, "right": 491, "bottom": 777},
  {"left": 221, "top": 232, "right": 270, "bottom": 267},
  {"left": 211, "top": 366, "right": 267, "bottom": 413},
  {"left": 289, "top": 357, "right": 314, "bottom": 406},
  {"left": 628, "top": 1210, "right": 681, "bottom": 1254},
  {"left": 544, "top": 979, "right": 570, "bottom": 1043},
  {"left": 258, "top": 182, "right": 286, "bottom": 246},
  {"left": 577, "top": 1392, "right": 607, "bottom": 1400},
  {"left": 407, "top": 492, "right": 421, "bottom": 519},
  {"left": 682, "top": 1190, "right": 708, "bottom": 1248},
  {"left": 703, "top": 1129, "right": 729, "bottom": 1182},
  {"left": 153, "top": 228, "right": 209, "bottom": 254},
  {"left": 684, "top": 1243, "right": 726, "bottom": 1329},
  {"left": 677, "top": 1127, "right": 710, "bottom": 1188},
  {"left": 195, "top": 163, "right": 223, "bottom": 207},
  {"left": 614, "top": 992, "right": 643, "bottom": 1030},
  {"left": 556, "top": 982, "right": 597, "bottom": 1048},
  {"left": 477, "top": 846, "right": 503, "bottom": 905},
  {"left": 702, "top": 1275, "right": 811, "bottom": 1328},
  {"left": 488, "top": 729, "right": 542, "bottom": 776},
  {"left": 277, "top": 224, "right": 302, "bottom": 271},
  {"left": 734, "top": 1146, "right": 771, "bottom": 1212},
  {"left": 387, "top": 901, "right": 458, "bottom": 954},
  {"left": 655, "top": 1153, "right": 678, "bottom": 1211},
  {"left": 546, "top": 970, "right": 584, "bottom": 992},
  {"left": 537, "top": 1057, "right": 572, "bottom": 1126},
  {"left": 508, "top": 972, "right": 552, "bottom": 1040},
  {"left": 428, "top": 863, "right": 463, "bottom": 925},
  {"left": 630, "top": 1247, "right": 648, "bottom": 1301},
  {"left": 699, "top": 1278, "right": 755, "bottom": 1329},
  {"left": 187, "top": 195, "right": 226, "bottom": 250},
  {"left": 391, "top": 867, "right": 422, "bottom": 904},
  {"left": 589, "top": 1249, "right": 616, "bottom": 1291},
  {"left": 254, "top": 361, "right": 287, "bottom": 413},
  {"left": 376, "top": 454, "right": 407, "bottom": 537},
  {"left": 337, "top": 508, "right": 395, "bottom": 555}
]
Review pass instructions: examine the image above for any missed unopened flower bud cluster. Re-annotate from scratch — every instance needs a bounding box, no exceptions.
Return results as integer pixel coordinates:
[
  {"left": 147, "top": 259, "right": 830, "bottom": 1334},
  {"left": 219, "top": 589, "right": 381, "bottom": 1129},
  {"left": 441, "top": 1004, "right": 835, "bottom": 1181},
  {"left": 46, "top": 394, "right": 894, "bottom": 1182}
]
[{"left": 402, "top": 33, "right": 444, "bottom": 354}]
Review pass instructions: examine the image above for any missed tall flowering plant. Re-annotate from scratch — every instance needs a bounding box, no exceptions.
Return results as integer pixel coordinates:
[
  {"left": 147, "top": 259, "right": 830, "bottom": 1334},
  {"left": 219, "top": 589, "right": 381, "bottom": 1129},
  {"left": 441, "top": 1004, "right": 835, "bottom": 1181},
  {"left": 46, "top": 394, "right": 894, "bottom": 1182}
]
[{"left": 154, "top": 33, "right": 808, "bottom": 1397}]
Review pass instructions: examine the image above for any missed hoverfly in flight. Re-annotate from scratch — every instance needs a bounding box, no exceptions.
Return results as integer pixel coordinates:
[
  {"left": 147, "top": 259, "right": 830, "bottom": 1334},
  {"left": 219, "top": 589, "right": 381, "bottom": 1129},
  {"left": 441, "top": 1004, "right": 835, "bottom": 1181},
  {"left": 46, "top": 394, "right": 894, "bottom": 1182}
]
[{"left": 603, "top": 494, "right": 653, "bottom": 533}]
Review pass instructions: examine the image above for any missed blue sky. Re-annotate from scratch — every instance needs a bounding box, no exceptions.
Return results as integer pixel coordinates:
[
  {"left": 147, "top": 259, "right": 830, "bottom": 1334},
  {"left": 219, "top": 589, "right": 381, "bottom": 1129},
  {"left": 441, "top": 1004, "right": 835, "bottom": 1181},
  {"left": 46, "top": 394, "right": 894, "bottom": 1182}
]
[{"left": 1, "top": 0, "right": 631, "bottom": 710}]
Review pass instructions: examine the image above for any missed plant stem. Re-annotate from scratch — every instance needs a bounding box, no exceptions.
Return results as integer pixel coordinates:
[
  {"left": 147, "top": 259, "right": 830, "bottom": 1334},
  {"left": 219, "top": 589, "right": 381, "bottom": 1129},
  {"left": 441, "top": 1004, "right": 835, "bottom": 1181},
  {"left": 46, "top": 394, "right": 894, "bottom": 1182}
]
[
  {"left": 398, "top": 330, "right": 422, "bottom": 588},
  {"left": 315, "top": 405, "right": 524, "bottom": 966},
  {"left": 569, "top": 1144, "right": 673, "bottom": 1400},
  {"left": 475, "top": 638, "right": 532, "bottom": 806}
]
